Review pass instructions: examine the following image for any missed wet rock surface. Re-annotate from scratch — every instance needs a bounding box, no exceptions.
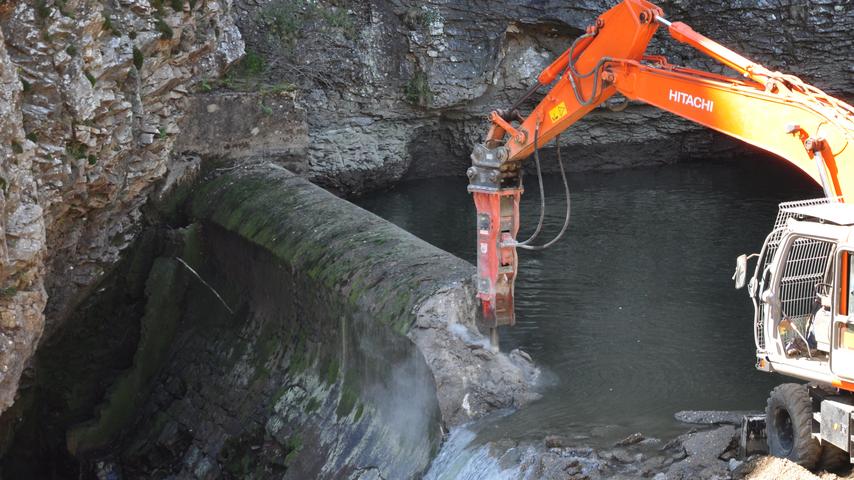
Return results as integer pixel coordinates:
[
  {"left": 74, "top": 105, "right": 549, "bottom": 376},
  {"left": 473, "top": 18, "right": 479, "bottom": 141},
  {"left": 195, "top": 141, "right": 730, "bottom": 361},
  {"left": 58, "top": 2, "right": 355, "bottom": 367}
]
[
  {"left": 433, "top": 415, "right": 849, "bottom": 480},
  {"left": 538, "top": 426, "right": 738, "bottom": 480},
  {"left": 410, "top": 284, "right": 541, "bottom": 426}
]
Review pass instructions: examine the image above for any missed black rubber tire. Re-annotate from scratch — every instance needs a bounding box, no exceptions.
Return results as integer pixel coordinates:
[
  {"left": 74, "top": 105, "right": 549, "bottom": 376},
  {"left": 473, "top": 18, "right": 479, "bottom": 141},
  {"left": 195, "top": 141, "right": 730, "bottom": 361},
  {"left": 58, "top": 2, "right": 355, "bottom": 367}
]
[
  {"left": 766, "top": 383, "right": 821, "bottom": 468},
  {"left": 818, "top": 443, "right": 850, "bottom": 472}
]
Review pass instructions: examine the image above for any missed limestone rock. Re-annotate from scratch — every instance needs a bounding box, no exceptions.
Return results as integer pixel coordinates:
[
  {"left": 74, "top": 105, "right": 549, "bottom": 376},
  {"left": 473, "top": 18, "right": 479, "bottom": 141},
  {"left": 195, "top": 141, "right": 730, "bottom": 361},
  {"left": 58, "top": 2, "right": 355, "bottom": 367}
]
[
  {"left": 223, "top": 0, "right": 853, "bottom": 194},
  {"left": 0, "top": 0, "right": 244, "bottom": 415}
]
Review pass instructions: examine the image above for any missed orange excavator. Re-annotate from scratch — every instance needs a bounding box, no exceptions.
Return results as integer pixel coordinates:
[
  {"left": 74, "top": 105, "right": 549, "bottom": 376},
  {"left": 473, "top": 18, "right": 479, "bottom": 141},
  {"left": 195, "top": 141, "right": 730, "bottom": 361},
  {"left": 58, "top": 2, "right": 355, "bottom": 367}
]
[{"left": 469, "top": 0, "right": 854, "bottom": 469}]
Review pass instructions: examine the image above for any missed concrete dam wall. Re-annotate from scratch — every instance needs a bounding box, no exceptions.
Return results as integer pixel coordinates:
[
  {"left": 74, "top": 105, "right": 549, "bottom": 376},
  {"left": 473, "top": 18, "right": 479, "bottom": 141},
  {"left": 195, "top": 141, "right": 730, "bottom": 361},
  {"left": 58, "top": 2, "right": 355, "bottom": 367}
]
[{"left": 3, "top": 164, "right": 536, "bottom": 478}]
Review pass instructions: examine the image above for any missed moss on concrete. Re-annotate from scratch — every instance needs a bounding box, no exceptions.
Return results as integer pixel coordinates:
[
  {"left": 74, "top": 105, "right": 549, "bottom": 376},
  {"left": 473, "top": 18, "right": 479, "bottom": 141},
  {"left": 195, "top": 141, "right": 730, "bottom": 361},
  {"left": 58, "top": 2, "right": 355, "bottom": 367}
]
[
  {"left": 66, "top": 258, "right": 188, "bottom": 455},
  {"left": 284, "top": 437, "right": 302, "bottom": 465},
  {"left": 335, "top": 368, "right": 360, "bottom": 419},
  {"left": 0, "top": 229, "right": 165, "bottom": 475},
  {"left": 305, "top": 397, "right": 321, "bottom": 413},
  {"left": 178, "top": 166, "right": 459, "bottom": 474},
  {"left": 52, "top": 165, "right": 456, "bottom": 477},
  {"left": 179, "top": 223, "right": 204, "bottom": 270},
  {"left": 322, "top": 356, "right": 339, "bottom": 385},
  {"left": 353, "top": 403, "right": 364, "bottom": 423},
  {"left": 189, "top": 165, "right": 472, "bottom": 335}
]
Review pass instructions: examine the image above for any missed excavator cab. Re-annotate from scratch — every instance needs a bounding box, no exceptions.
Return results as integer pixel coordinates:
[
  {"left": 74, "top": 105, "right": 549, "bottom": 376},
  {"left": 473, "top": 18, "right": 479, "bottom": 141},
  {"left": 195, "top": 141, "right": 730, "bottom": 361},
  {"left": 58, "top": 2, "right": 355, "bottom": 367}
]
[
  {"left": 739, "top": 199, "right": 854, "bottom": 374},
  {"left": 742, "top": 198, "right": 853, "bottom": 375},
  {"left": 738, "top": 198, "right": 854, "bottom": 467}
]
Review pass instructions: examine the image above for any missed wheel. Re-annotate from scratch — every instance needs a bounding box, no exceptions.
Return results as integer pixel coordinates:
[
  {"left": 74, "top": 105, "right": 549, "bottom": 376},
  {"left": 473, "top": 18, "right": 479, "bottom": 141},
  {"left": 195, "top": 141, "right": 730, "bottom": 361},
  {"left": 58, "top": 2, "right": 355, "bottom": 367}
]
[
  {"left": 818, "top": 443, "right": 850, "bottom": 472},
  {"left": 766, "top": 383, "right": 821, "bottom": 468}
]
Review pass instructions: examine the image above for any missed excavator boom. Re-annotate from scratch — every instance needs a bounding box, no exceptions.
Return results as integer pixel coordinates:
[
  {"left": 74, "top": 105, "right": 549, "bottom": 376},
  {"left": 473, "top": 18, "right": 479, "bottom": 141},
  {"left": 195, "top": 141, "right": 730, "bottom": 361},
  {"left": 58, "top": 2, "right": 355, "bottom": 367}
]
[{"left": 469, "top": 0, "right": 854, "bottom": 330}]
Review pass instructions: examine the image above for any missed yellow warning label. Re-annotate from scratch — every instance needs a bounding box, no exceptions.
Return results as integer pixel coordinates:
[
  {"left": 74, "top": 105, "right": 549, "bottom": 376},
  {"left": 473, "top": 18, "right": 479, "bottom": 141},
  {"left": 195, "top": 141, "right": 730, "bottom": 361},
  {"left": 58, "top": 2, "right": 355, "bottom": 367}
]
[{"left": 549, "top": 102, "right": 568, "bottom": 123}]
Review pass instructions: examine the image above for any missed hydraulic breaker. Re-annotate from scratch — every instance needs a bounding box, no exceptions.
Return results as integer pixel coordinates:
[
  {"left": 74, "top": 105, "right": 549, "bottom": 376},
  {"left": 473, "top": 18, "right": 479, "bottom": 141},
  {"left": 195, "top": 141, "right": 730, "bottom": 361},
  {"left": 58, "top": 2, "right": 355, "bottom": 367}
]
[
  {"left": 467, "top": 143, "right": 522, "bottom": 331},
  {"left": 470, "top": 189, "right": 520, "bottom": 328}
]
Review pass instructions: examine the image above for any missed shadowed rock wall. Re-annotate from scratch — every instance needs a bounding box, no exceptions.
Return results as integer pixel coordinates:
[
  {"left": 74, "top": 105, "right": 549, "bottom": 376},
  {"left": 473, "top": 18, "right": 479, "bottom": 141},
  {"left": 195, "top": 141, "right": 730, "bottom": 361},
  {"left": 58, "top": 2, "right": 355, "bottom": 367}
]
[
  {"left": 117, "top": 225, "right": 443, "bottom": 479},
  {"left": 42, "top": 164, "right": 533, "bottom": 478}
]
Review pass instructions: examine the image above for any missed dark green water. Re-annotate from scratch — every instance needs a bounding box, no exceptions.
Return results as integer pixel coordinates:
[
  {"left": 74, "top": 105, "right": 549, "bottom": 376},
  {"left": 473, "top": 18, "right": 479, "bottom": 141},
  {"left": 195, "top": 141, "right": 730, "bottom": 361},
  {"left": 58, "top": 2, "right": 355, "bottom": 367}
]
[{"left": 356, "top": 158, "right": 821, "bottom": 442}]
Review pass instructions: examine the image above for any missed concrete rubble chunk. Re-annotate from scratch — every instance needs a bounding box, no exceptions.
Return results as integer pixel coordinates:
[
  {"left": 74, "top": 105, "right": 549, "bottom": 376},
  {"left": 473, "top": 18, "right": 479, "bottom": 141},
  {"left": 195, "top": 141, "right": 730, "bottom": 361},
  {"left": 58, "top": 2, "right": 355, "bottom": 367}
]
[
  {"left": 675, "top": 410, "right": 759, "bottom": 426},
  {"left": 679, "top": 425, "right": 737, "bottom": 461}
]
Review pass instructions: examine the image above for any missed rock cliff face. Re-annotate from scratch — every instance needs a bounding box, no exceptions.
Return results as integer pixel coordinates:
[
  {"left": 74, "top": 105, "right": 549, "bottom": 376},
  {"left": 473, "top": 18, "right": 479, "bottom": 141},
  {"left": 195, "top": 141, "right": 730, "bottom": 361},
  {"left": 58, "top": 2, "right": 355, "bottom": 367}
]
[
  {"left": 0, "top": 22, "right": 46, "bottom": 423},
  {"left": 220, "top": 0, "right": 852, "bottom": 194},
  {"left": 0, "top": 0, "right": 243, "bottom": 414}
]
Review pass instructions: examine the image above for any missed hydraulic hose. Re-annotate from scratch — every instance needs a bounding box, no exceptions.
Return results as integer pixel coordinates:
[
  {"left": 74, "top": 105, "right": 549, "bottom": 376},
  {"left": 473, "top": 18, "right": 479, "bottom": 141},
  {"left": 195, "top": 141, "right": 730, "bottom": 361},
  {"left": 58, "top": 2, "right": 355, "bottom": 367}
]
[
  {"left": 517, "top": 134, "right": 571, "bottom": 251},
  {"left": 563, "top": 31, "right": 612, "bottom": 107},
  {"left": 501, "top": 29, "right": 597, "bottom": 250},
  {"left": 515, "top": 120, "right": 547, "bottom": 246},
  {"left": 508, "top": 81, "right": 543, "bottom": 114}
]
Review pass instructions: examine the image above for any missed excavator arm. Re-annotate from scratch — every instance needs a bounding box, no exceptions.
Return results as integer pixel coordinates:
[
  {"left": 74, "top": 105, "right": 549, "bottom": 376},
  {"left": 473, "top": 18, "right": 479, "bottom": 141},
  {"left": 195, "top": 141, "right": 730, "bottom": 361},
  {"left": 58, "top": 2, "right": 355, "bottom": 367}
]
[{"left": 469, "top": 0, "right": 854, "bottom": 332}]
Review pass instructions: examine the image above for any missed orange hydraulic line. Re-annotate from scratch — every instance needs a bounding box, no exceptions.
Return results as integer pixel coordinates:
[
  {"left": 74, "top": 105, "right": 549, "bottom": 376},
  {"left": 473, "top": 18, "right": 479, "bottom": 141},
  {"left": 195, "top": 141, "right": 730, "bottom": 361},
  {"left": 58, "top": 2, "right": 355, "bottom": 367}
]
[{"left": 657, "top": 16, "right": 775, "bottom": 86}]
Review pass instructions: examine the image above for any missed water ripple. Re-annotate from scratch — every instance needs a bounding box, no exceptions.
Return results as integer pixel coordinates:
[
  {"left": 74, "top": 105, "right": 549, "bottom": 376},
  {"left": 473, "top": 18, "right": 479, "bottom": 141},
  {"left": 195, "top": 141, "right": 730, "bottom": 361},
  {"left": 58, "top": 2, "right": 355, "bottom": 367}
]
[{"left": 357, "top": 160, "right": 820, "bottom": 441}]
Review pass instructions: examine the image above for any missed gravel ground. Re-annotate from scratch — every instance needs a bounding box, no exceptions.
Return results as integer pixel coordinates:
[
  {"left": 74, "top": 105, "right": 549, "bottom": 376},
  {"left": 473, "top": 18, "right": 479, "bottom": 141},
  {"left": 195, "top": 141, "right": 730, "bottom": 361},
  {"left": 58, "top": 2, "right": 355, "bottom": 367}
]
[{"left": 742, "top": 457, "right": 853, "bottom": 480}]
